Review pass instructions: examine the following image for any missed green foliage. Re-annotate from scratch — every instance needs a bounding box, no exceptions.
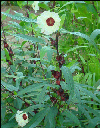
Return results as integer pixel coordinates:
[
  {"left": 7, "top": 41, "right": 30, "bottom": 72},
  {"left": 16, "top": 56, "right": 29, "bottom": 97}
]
[
  {"left": 1, "top": 1, "right": 100, "bottom": 128},
  {"left": 1, "top": 12, "right": 37, "bottom": 23}
]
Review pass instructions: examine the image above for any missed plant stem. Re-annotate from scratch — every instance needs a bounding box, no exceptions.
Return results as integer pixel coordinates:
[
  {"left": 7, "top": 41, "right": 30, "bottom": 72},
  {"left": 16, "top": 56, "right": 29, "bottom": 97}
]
[{"left": 56, "top": 32, "right": 59, "bottom": 55}]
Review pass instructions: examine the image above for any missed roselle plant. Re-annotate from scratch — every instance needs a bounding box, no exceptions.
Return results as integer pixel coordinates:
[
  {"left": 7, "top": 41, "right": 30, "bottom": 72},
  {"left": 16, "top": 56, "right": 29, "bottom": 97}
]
[{"left": 1, "top": 1, "right": 100, "bottom": 128}]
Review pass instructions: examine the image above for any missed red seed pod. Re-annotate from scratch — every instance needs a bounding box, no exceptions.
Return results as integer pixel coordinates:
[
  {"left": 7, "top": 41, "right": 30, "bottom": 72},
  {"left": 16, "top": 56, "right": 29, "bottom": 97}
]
[
  {"left": 56, "top": 55, "right": 65, "bottom": 64},
  {"left": 13, "top": 78, "right": 16, "bottom": 82},
  {"left": 4, "top": 43, "right": 8, "bottom": 48},
  {"left": 25, "top": 102, "right": 30, "bottom": 107},
  {"left": 56, "top": 79, "right": 60, "bottom": 85},
  {"left": 20, "top": 81, "right": 22, "bottom": 86},
  {"left": 33, "top": 60, "right": 36, "bottom": 64},
  {"left": 51, "top": 40, "right": 56, "bottom": 46},
  {"left": 33, "top": 108, "right": 39, "bottom": 114},
  {"left": 8, "top": 61, "right": 12, "bottom": 65},
  {"left": 9, "top": 50, "right": 13, "bottom": 55},
  {"left": 57, "top": 32, "right": 61, "bottom": 36},
  {"left": 51, "top": 70, "right": 61, "bottom": 79},
  {"left": 57, "top": 88, "right": 64, "bottom": 96},
  {"left": 61, "top": 96, "right": 65, "bottom": 101},
  {"left": 57, "top": 91, "right": 60, "bottom": 96}
]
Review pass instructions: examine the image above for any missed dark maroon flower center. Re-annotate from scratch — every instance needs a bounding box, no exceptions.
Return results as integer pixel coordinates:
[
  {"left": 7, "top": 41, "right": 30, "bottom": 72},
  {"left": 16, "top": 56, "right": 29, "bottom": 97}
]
[
  {"left": 23, "top": 114, "right": 27, "bottom": 120},
  {"left": 46, "top": 17, "right": 55, "bottom": 26}
]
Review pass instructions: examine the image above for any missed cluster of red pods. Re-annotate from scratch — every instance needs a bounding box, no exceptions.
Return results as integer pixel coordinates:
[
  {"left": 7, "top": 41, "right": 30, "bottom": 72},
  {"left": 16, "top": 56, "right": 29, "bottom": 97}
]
[
  {"left": 4, "top": 40, "right": 13, "bottom": 65},
  {"left": 49, "top": 38, "right": 69, "bottom": 103},
  {"left": 51, "top": 70, "right": 69, "bottom": 102}
]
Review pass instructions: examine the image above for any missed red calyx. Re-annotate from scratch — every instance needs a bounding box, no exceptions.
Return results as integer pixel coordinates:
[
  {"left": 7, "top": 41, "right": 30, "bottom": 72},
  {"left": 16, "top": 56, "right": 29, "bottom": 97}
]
[
  {"left": 13, "top": 78, "right": 16, "bottom": 82},
  {"left": 8, "top": 61, "right": 12, "bottom": 65},
  {"left": 4, "top": 43, "right": 8, "bottom": 48},
  {"left": 33, "top": 108, "right": 39, "bottom": 114},
  {"left": 56, "top": 79, "right": 60, "bottom": 85},
  {"left": 56, "top": 55, "right": 65, "bottom": 64},
  {"left": 57, "top": 88, "right": 64, "bottom": 96},
  {"left": 61, "top": 93, "right": 69, "bottom": 101},
  {"left": 9, "top": 50, "right": 13, "bottom": 55},
  {"left": 51, "top": 70, "right": 61, "bottom": 79},
  {"left": 61, "top": 96, "right": 65, "bottom": 101},
  {"left": 20, "top": 81, "right": 22, "bottom": 86},
  {"left": 51, "top": 40, "right": 56, "bottom": 46},
  {"left": 25, "top": 102, "right": 30, "bottom": 107},
  {"left": 33, "top": 60, "right": 36, "bottom": 64}
]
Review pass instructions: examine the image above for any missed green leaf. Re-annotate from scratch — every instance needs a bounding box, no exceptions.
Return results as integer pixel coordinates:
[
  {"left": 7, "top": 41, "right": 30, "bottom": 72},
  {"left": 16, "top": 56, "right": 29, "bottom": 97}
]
[
  {"left": 29, "top": 107, "right": 50, "bottom": 128},
  {"left": 1, "top": 106, "right": 6, "bottom": 121},
  {"left": 81, "top": 100, "right": 100, "bottom": 105},
  {"left": 46, "top": 65, "right": 55, "bottom": 78},
  {"left": 74, "top": 84, "right": 81, "bottom": 103},
  {"left": 60, "top": 28, "right": 100, "bottom": 53},
  {"left": 90, "top": 29, "right": 100, "bottom": 40},
  {"left": 2, "top": 8, "right": 10, "bottom": 20},
  {"left": 70, "top": 65, "right": 81, "bottom": 73},
  {"left": 21, "top": 41, "right": 27, "bottom": 47},
  {"left": 60, "top": 81, "right": 70, "bottom": 90},
  {"left": 1, "top": 11, "right": 37, "bottom": 23},
  {"left": 38, "top": 3, "right": 50, "bottom": 10},
  {"left": 44, "top": 106, "right": 58, "bottom": 128},
  {"left": 58, "top": 1, "right": 85, "bottom": 11},
  {"left": 82, "top": 104, "right": 100, "bottom": 117},
  {"left": 23, "top": 104, "right": 44, "bottom": 114},
  {"left": 1, "top": 80, "right": 19, "bottom": 91},
  {"left": 4, "top": 48, "right": 11, "bottom": 61},
  {"left": 77, "top": 104, "right": 91, "bottom": 120},
  {"left": 1, "top": 122, "right": 17, "bottom": 128},
  {"left": 8, "top": 21, "right": 27, "bottom": 31},
  {"left": 16, "top": 97, "right": 22, "bottom": 109},
  {"left": 9, "top": 114, "right": 16, "bottom": 121},
  {"left": 4, "top": 74, "right": 25, "bottom": 79},
  {"left": 36, "top": 86, "right": 47, "bottom": 104},
  {"left": 14, "top": 55, "right": 24, "bottom": 60},
  {"left": 62, "top": 109, "right": 80, "bottom": 126},
  {"left": 6, "top": 32, "right": 45, "bottom": 44},
  {"left": 76, "top": 83, "right": 100, "bottom": 103},
  {"left": 61, "top": 66, "right": 74, "bottom": 95},
  {"left": 59, "top": 14, "right": 66, "bottom": 29},
  {"left": 17, "top": 83, "right": 44, "bottom": 96},
  {"left": 88, "top": 117, "right": 100, "bottom": 128},
  {"left": 79, "top": 54, "right": 86, "bottom": 64},
  {"left": 17, "top": 1, "right": 27, "bottom": 8},
  {"left": 66, "top": 46, "right": 88, "bottom": 53},
  {"left": 40, "top": 46, "right": 56, "bottom": 61}
]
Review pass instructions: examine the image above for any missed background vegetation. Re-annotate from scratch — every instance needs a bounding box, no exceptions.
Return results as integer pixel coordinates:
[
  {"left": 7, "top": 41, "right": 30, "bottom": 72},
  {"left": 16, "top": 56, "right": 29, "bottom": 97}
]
[{"left": 1, "top": 1, "right": 100, "bottom": 128}]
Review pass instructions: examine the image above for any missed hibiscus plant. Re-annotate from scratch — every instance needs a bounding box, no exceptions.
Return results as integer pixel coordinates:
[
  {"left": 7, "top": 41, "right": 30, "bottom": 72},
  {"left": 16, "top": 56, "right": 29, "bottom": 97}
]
[{"left": 1, "top": 1, "right": 100, "bottom": 128}]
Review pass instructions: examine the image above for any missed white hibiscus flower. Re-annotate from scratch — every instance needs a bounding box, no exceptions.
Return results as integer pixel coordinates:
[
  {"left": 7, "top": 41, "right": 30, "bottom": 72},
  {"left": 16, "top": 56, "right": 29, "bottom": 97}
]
[
  {"left": 32, "top": 1, "right": 39, "bottom": 13},
  {"left": 37, "top": 11, "right": 61, "bottom": 35},
  {"left": 15, "top": 110, "right": 28, "bottom": 127}
]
